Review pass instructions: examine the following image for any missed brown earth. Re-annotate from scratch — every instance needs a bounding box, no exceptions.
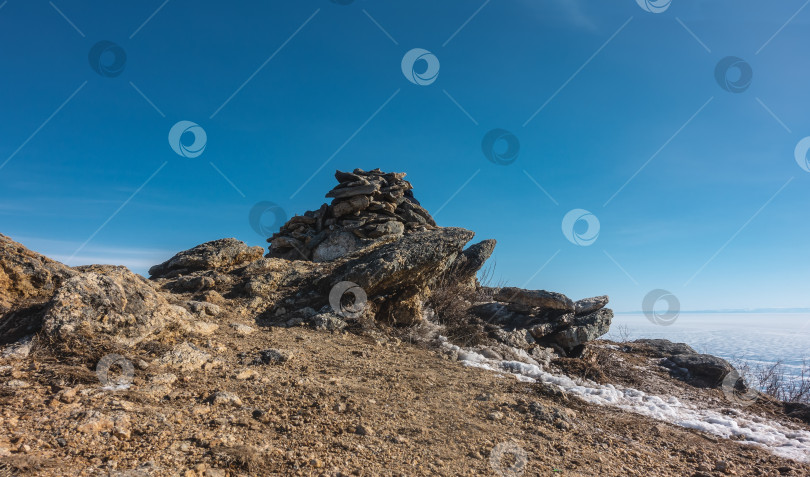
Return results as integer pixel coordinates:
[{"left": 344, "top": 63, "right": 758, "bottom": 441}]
[{"left": 1, "top": 320, "right": 808, "bottom": 477}]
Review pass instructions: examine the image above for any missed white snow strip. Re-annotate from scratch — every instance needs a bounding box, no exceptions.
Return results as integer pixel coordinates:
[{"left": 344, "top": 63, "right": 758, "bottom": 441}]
[{"left": 440, "top": 340, "right": 810, "bottom": 463}]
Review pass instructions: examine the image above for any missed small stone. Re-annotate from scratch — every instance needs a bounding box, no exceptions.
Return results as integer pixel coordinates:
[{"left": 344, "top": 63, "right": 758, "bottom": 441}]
[
  {"left": 487, "top": 411, "right": 504, "bottom": 421},
  {"left": 254, "top": 349, "right": 290, "bottom": 365},
  {"left": 235, "top": 369, "right": 259, "bottom": 380},
  {"left": 230, "top": 323, "right": 255, "bottom": 335},
  {"left": 286, "top": 317, "right": 303, "bottom": 327},
  {"left": 201, "top": 290, "right": 225, "bottom": 304},
  {"left": 158, "top": 342, "right": 211, "bottom": 372},
  {"left": 188, "top": 301, "right": 222, "bottom": 317},
  {"left": 150, "top": 373, "right": 178, "bottom": 385},
  {"left": 207, "top": 391, "right": 242, "bottom": 407},
  {"left": 76, "top": 411, "right": 113, "bottom": 434},
  {"left": 355, "top": 424, "right": 374, "bottom": 436}
]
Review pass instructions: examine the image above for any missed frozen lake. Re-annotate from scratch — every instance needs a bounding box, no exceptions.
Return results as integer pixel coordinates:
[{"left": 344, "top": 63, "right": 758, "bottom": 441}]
[{"left": 609, "top": 313, "right": 810, "bottom": 379}]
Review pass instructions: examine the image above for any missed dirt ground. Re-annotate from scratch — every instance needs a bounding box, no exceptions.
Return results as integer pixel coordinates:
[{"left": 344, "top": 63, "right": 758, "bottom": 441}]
[{"left": 1, "top": 317, "right": 809, "bottom": 477}]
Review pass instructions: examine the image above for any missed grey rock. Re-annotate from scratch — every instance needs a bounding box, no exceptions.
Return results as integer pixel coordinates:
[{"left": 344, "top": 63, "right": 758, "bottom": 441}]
[
  {"left": 332, "top": 195, "right": 371, "bottom": 217},
  {"left": 0, "top": 234, "right": 77, "bottom": 344},
  {"left": 207, "top": 391, "right": 242, "bottom": 407},
  {"left": 254, "top": 348, "right": 290, "bottom": 365},
  {"left": 312, "top": 232, "right": 360, "bottom": 262},
  {"left": 363, "top": 221, "right": 405, "bottom": 239},
  {"left": 42, "top": 266, "right": 193, "bottom": 349},
  {"left": 784, "top": 402, "right": 810, "bottom": 424},
  {"left": 666, "top": 353, "right": 733, "bottom": 388},
  {"left": 149, "top": 238, "right": 263, "bottom": 278},
  {"left": 325, "top": 227, "right": 475, "bottom": 324},
  {"left": 326, "top": 183, "right": 380, "bottom": 199},
  {"left": 1, "top": 334, "right": 34, "bottom": 359},
  {"left": 635, "top": 338, "right": 697, "bottom": 357},
  {"left": 446, "top": 239, "right": 496, "bottom": 286},
  {"left": 312, "top": 312, "right": 347, "bottom": 331},
  {"left": 528, "top": 402, "right": 574, "bottom": 430},
  {"left": 188, "top": 301, "right": 222, "bottom": 317},
  {"left": 574, "top": 295, "right": 609, "bottom": 316},
  {"left": 494, "top": 287, "right": 574, "bottom": 314},
  {"left": 158, "top": 342, "right": 212, "bottom": 372},
  {"left": 490, "top": 328, "right": 535, "bottom": 349},
  {"left": 230, "top": 323, "right": 255, "bottom": 335},
  {"left": 545, "top": 308, "right": 613, "bottom": 352},
  {"left": 171, "top": 275, "right": 216, "bottom": 293}
]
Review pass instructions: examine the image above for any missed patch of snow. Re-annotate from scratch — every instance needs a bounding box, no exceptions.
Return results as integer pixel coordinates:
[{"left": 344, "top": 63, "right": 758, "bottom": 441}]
[{"left": 439, "top": 339, "right": 810, "bottom": 463}]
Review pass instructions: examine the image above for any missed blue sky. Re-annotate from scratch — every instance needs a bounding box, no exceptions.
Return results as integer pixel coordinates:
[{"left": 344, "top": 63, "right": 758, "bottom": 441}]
[{"left": 1, "top": 0, "right": 809, "bottom": 312}]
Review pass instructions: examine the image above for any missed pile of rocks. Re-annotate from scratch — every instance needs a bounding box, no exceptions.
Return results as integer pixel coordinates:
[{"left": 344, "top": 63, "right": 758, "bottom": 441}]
[{"left": 267, "top": 168, "right": 436, "bottom": 261}]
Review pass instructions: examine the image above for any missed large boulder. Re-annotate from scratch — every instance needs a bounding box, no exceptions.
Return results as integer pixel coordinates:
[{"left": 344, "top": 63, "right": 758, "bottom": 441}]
[
  {"left": 633, "top": 338, "right": 735, "bottom": 388},
  {"left": 0, "top": 234, "right": 76, "bottom": 314},
  {"left": 324, "top": 227, "right": 476, "bottom": 324},
  {"left": 148, "top": 238, "right": 263, "bottom": 278},
  {"left": 0, "top": 234, "right": 77, "bottom": 344},
  {"left": 42, "top": 266, "right": 192, "bottom": 350},
  {"left": 665, "top": 353, "right": 734, "bottom": 388}
]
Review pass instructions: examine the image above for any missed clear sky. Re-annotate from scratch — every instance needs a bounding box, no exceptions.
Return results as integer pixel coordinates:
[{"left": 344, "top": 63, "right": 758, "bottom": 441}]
[{"left": 1, "top": 0, "right": 809, "bottom": 312}]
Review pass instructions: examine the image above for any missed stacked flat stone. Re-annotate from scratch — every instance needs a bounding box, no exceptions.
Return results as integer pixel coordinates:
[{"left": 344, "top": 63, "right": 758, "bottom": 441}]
[{"left": 267, "top": 168, "right": 437, "bottom": 261}]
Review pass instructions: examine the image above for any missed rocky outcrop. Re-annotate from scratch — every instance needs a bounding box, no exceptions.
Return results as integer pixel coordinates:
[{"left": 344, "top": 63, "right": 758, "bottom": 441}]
[
  {"left": 149, "top": 238, "right": 263, "bottom": 278},
  {"left": 494, "top": 288, "right": 575, "bottom": 314},
  {"left": 472, "top": 291, "right": 612, "bottom": 355},
  {"left": 446, "top": 239, "right": 496, "bottom": 286},
  {"left": 547, "top": 308, "right": 613, "bottom": 352},
  {"left": 0, "top": 234, "right": 76, "bottom": 313},
  {"left": 324, "top": 227, "right": 477, "bottom": 324},
  {"left": 267, "top": 169, "right": 437, "bottom": 262},
  {"left": 42, "top": 266, "right": 192, "bottom": 350},
  {"left": 0, "top": 234, "right": 77, "bottom": 344},
  {"left": 1, "top": 168, "right": 603, "bottom": 360}
]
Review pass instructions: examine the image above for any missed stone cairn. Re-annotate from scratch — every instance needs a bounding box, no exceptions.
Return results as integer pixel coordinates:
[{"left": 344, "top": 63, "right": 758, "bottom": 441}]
[{"left": 267, "top": 169, "right": 436, "bottom": 261}]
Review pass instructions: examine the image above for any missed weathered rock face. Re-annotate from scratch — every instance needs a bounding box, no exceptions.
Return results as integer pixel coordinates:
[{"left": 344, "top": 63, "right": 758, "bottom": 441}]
[
  {"left": 324, "top": 227, "right": 480, "bottom": 325},
  {"left": 0, "top": 234, "right": 77, "bottom": 344},
  {"left": 148, "top": 238, "right": 263, "bottom": 279},
  {"left": 494, "top": 288, "right": 575, "bottom": 314},
  {"left": 447, "top": 239, "right": 496, "bottom": 287},
  {"left": 267, "top": 169, "right": 437, "bottom": 262},
  {"left": 0, "top": 234, "right": 76, "bottom": 313},
  {"left": 546, "top": 308, "right": 613, "bottom": 351},
  {"left": 574, "top": 295, "right": 609, "bottom": 316},
  {"left": 474, "top": 290, "right": 612, "bottom": 355},
  {"left": 42, "top": 266, "right": 192, "bottom": 350}
]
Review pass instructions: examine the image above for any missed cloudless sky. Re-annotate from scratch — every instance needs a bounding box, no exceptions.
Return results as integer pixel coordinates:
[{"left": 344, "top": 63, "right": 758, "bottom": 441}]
[{"left": 1, "top": 0, "right": 809, "bottom": 313}]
